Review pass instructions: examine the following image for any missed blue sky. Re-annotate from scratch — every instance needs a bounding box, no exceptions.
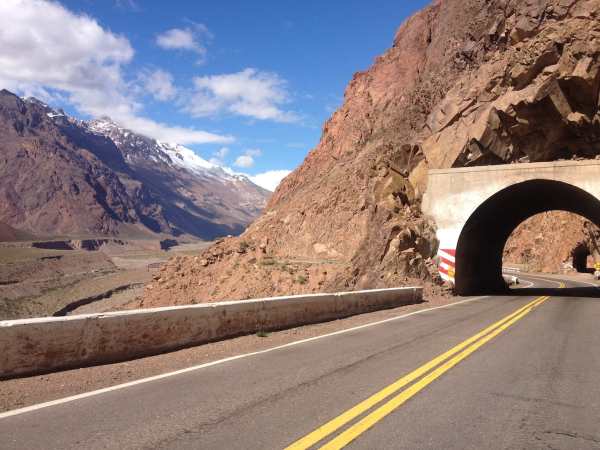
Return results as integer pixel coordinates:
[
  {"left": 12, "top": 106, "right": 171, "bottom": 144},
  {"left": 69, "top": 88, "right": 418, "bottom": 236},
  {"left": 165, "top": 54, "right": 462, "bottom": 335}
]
[{"left": 0, "top": 0, "right": 431, "bottom": 189}]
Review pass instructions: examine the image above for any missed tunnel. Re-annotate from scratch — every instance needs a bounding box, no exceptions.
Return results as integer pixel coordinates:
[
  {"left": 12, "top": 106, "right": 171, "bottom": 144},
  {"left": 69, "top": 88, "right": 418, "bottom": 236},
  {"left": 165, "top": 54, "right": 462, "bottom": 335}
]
[
  {"left": 454, "top": 179, "right": 600, "bottom": 295},
  {"left": 571, "top": 243, "right": 593, "bottom": 273}
]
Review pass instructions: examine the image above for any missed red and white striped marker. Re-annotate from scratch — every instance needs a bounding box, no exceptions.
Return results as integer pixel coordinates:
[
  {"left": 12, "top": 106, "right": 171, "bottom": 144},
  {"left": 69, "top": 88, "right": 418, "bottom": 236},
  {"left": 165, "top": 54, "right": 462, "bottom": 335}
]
[{"left": 438, "top": 248, "right": 455, "bottom": 283}]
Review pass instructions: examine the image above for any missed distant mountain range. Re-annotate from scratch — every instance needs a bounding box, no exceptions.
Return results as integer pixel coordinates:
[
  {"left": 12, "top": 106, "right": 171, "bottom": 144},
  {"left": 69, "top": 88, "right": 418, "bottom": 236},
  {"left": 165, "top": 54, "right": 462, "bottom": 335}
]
[{"left": 0, "top": 89, "right": 269, "bottom": 240}]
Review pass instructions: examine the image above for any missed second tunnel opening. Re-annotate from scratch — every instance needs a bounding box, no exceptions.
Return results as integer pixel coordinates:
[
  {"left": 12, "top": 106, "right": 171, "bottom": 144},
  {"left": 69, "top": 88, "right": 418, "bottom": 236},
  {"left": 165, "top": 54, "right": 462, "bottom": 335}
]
[{"left": 455, "top": 180, "right": 600, "bottom": 295}]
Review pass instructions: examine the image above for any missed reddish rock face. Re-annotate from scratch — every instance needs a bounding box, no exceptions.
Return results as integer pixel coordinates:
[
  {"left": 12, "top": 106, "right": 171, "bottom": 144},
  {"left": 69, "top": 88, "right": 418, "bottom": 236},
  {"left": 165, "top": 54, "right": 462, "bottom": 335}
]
[
  {"left": 504, "top": 212, "right": 600, "bottom": 273},
  {"left": 143, "top": 0, "right": 600, "bottom": 307},
  {"left": 421, "top": 2, "right": 600, "bottom": 168}
]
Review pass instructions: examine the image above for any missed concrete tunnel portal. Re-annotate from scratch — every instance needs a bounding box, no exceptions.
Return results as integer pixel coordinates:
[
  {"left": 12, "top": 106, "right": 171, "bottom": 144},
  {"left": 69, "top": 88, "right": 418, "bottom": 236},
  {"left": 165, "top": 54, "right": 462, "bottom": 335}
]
[
  {"left": 454, "top": 179, "right": 600, "bottom": 294},
  {"left": 421, "top": 160, "right": 600, "bottom": 296}
]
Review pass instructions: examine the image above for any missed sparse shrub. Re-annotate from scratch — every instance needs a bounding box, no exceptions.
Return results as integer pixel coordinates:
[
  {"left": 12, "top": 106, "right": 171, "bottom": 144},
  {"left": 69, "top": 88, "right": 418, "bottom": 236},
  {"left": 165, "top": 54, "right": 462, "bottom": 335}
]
[
  {"left": 256, "top": 330, "right": 270, "bottom": 338},
  {"left": 296, "top": 275, "right": 307, "bottom": 284}
]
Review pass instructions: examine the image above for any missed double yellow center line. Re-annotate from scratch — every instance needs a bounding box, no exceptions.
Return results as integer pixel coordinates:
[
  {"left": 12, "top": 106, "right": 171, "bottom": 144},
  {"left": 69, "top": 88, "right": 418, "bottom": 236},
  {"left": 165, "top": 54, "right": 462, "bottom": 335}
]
[{"left": 286, "top": 294, "right": 552, "bottom": 449}]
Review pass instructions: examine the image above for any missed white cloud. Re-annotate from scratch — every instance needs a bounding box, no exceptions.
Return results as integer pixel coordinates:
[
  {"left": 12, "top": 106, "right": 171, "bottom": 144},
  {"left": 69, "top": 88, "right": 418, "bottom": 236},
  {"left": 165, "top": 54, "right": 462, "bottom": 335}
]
[
  {"left": 214, "top": 147, "right": 229, "bottom": 160},
  {"left": 0, "top": 0, "right": 230, "bottom": 145},
  {"left": 118, "top": 115, "right": 232, "bottom": 145},
  {"left": 215, "top": 146, "right": 229, "bottom": 159},
  {"left": 156, "top": 26, "right": 211, "bottom": 64},
  {"left": 234, "top": 155, "right": 255, "bottom": 168},
  {"left": 233, "top": 148, "right": 263, "bottom": 168},
  {"left": 250, "top": 170, "right": 292, "bottom": 191},
  {"left": 115, "top": 0, "right": 139, "bottom": 10},
  {"left": 186, "top": 68, "right": 299, "bottom": 122},
  {"left": 209, "top": 146, "right": 230, "bottom": 165},
  {"left": 140, "top": 69, "right": 177, "bottom": 101},
  {"left": 245, "top": 148, "right": 262, "bottom": 157}
]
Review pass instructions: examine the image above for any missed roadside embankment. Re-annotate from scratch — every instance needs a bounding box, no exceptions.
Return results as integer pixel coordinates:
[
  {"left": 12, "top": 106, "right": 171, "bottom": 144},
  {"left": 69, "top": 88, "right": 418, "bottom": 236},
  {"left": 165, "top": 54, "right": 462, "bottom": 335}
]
[{"left": 0, "top": 287, "right": 421, "bottom": 379}]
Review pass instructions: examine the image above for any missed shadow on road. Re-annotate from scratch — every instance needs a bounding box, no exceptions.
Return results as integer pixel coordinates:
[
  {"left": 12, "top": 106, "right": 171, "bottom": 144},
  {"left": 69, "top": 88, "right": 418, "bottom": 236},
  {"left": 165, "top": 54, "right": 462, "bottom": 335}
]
[{"left": 510, "top": 286, "right": 600, "bottom": 298}]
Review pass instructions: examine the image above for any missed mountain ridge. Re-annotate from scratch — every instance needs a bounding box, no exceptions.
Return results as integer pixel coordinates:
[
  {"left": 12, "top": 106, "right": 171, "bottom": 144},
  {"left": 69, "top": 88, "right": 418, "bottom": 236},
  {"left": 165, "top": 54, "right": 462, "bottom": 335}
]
[{"left": 0, "top": 89, "right": 269, "bottom": 240}]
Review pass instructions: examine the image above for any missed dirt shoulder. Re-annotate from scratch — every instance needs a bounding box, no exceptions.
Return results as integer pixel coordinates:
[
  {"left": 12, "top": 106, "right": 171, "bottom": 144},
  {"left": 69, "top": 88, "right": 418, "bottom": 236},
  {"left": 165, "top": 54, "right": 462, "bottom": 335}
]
[{"left": 0, "top": 288, "right": 455, "bottom": 413}]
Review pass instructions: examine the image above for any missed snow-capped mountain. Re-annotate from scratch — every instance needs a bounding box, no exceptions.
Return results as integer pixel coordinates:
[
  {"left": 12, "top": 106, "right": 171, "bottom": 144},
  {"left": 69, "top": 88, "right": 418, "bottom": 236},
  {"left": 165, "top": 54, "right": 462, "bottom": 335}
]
[
  {"left": 85, "top": 117, "right": 269, "bottom": 214},
  {"left": 0, "top": 90, "right": 269, "bottom": 239},
  {"left": 87, "top": 118, "right": 241, "bottom": 178}
]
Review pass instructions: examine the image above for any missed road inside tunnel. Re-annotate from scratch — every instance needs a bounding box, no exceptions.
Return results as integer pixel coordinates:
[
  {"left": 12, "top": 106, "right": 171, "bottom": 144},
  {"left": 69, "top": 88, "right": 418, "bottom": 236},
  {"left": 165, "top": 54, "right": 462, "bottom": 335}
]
[{"left": 455, "top": 179, "right": 600, "bottom": 295}]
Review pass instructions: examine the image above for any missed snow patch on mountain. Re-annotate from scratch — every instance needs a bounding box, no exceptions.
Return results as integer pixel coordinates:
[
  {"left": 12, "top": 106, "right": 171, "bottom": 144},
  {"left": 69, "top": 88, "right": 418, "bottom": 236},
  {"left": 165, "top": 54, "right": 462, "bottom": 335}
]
[
  {"left": 85, "top": 117, "right": 256, "bottom": 183},
  {"left": 159, "top": 142, "right": 221, "bottom": 175},
  {"left": 24, "top": 96, "right": 66, "bottom": 119}
]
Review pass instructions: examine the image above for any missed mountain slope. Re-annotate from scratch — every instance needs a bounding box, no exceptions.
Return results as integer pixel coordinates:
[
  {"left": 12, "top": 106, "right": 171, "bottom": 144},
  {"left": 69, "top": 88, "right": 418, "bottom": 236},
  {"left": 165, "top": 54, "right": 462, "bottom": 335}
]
[
  {"left": 85, "top": 118, "right": 269, "bottom": 237},
  {"left": 143, "top": 0, "right": 600, "bottom": 307},
  {"left": 0, "top": 90, "right": 142, "bottom": 236},
  {"left": 0, "top": 221, "right": 35, "bottom": 242},
  {"left": 0, "top": 90, "right": 269, "bottom": 239}
]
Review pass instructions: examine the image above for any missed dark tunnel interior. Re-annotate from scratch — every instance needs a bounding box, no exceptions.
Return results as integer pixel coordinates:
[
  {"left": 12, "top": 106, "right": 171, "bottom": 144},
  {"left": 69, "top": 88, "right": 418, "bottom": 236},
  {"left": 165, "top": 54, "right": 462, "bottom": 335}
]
[
  {"left": 571, "top": 243, "right": 593, "bottom": 273},
  {"left": 455, "top": 180, "right": 600, "bottom": 295}
]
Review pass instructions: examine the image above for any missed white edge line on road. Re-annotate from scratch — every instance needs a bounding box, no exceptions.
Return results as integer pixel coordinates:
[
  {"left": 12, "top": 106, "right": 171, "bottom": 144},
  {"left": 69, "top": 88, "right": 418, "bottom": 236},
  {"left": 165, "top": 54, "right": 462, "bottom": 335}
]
[
  {"left": 517, "top": 274, "right": 563, "bottom": 287},
  {"left": 0, "top": 295, "right": 493, "bottom": 420}
]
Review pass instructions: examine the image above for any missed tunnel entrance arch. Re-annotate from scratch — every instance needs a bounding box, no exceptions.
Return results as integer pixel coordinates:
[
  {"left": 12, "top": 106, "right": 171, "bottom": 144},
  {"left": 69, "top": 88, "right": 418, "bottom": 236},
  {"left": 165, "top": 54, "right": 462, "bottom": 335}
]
[
  {"left": 454, "top": 180, "right": 600, "bottom": 295},
  {"left": 571, "top": 242, "right": 594, "bottom": 273}
]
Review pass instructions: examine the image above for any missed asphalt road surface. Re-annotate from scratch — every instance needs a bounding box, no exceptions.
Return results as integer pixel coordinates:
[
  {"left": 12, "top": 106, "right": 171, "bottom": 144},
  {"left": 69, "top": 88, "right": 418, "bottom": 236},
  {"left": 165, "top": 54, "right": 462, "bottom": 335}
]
[{"left": 1, "top": 274, "right": 600, "bottom": 449}]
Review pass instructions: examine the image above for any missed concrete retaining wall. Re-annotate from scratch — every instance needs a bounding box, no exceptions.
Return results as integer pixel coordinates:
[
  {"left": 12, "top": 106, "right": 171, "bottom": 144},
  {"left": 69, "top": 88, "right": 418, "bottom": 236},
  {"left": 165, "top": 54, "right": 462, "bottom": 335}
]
[{"left": 0, "top": 287, "right": 421, "bottom": 379}]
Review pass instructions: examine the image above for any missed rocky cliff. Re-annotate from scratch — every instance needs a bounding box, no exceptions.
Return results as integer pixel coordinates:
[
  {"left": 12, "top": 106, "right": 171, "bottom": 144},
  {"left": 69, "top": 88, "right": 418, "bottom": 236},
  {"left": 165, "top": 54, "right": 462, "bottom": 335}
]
[{"left": 143, "top": 0, "right": 600, "bottom": 307}]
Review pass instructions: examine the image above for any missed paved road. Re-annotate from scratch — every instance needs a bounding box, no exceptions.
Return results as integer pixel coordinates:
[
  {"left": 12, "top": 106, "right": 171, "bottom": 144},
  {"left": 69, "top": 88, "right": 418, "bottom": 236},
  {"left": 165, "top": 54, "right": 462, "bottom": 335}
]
[{"left": 1, "top": 275, "right": 599, "bottom": 449}]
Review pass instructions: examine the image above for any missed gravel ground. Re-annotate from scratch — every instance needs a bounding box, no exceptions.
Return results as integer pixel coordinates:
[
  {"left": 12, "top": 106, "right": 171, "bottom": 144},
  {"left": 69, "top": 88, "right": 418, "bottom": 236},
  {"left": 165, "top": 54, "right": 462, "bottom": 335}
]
[{"left": 0, "top": 290, "right": 456, "bottom": 413}]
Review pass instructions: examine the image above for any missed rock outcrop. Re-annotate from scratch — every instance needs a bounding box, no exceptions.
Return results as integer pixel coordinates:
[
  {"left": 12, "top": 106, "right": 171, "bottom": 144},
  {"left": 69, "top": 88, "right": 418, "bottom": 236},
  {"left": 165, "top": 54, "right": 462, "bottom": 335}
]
[
  {"left": 422, "top": 0, "right": 600, "bottom": 168},
  {"left": 142, "top": 0, "right": 600, "bottom": 307}
]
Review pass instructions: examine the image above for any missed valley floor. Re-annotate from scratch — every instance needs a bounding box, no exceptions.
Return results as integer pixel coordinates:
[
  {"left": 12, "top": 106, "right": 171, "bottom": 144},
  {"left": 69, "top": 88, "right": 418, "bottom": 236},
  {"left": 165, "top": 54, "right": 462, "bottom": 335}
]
[{"left": 0, "top": 239, "right": 212, "bottom": 320}]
